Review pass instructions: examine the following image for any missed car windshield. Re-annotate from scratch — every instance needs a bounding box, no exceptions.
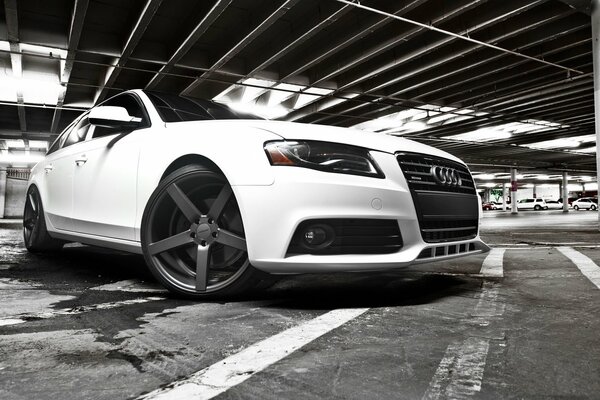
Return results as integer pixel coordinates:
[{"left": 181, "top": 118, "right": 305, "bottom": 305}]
[{"left": 144, "top": 91, "right": 262, "bottom": 122}]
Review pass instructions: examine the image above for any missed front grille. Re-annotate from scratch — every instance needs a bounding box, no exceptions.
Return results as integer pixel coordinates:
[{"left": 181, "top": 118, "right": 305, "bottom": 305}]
[
  {"left": 287, "top": 219, "right": 403, "bottom": 255},
  {"left": 396, "top": 153, "right": 475, "bottom": 194},
  {"left": 396, "top": 152, "right": 479, "bottom": 243}
]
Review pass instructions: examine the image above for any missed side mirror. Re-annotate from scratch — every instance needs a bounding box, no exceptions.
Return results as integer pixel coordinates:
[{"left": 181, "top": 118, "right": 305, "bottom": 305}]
[{"left": 88, "top": 106, "right": 142, "bottom": 128}]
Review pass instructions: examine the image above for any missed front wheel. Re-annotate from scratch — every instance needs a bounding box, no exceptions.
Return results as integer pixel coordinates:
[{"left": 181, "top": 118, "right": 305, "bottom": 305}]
[
  {"left": 574, "top": 205, "right": 579, "bottom": 210},
  {"left": 591, "top": 205, "right": 597, "bottom": 211},
  {"left": 23, "top": 185, "right": 64, "bottom": 252},
  {"left": 534, "top": 205, "right": 541, "bottom": 211},
  {"left": 141, "top": 165, "right": 271, "bottom": 298}
]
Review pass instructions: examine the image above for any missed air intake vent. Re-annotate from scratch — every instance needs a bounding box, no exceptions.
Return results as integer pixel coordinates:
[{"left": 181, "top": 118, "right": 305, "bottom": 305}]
[{"left": 287, "top": 219, "right": 403, "bottom": 255}]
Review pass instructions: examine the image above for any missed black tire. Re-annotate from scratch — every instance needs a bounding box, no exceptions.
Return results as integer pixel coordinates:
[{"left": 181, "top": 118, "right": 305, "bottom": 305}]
[
  {"left": 574, "top": 205, "right": 579, "bottom": 210},
  {"left": 591, "top": 205, "right": 597, "bottom": 211},
  {"left": 23, "top": 185, "right": 64, "bottom": 252},
  {"left": 141, "top": 165, "right": 272, "bottom": 299},
  {"left": 534, "top": 205, "right": 541, "bottom": 211}
]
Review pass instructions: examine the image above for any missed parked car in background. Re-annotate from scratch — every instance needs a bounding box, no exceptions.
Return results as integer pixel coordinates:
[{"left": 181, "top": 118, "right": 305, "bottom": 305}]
[
  {"left": 482, "top": 202, "right": 497, "bottom": 211},
  {"left": 545, "top": 200, "right": 563, "bottom": 210},
  {"left": 516, "top": 198, "right": 548, "bottom": 211},
  {"left": 572, "top": 198, "right": 598, "bottom": 211}
]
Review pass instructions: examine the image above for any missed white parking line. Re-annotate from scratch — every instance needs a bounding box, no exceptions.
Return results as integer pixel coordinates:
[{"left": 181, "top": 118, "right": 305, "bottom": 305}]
[
  {"left": 0, "top": 297, "right": 166, "bottom": 326},
  {"left": 557, "top": 247, "right": 600, "bottom": 290},
  {"left": 422, "top": 337, "right": 490, "bottom": 400},
  {"left": 479, "top": 248, "right": 505, "bottom": 278},
  {"left": 137, "top": 308, "right": 369, "bottom": 400}
]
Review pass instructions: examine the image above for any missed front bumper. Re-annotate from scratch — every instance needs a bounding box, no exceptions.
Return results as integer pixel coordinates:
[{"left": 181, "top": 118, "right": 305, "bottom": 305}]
[{"left": 233, "top": 151, "right": 489, "bottom": 274}]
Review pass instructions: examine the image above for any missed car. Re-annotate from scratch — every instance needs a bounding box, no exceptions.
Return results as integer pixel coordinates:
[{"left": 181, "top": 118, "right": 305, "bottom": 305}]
[
  {"left": 572, "top": 198, "right": 598, "bottom": 211},
  {"left": 545, "top": 200, "right": 563, "bottom": 210},
  {"left": 24, "top": 90, "right": 489, "bottom": 298},
  {"left": 482, "top": 202, "right": 497, "bottom": 211},
  {"left": 516, "top": 198, "right": 548, "bottom": 211}
]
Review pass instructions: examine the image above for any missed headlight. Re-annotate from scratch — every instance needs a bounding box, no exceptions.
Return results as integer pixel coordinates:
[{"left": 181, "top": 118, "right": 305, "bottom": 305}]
[{"left": 264, "top": 140, "right": 384, "bottom": 178}]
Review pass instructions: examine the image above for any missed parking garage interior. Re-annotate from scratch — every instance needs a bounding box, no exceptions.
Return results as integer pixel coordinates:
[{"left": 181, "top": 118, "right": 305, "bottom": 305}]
[{"left": 1, "top": 0, "right": 600, "bottom": 399}]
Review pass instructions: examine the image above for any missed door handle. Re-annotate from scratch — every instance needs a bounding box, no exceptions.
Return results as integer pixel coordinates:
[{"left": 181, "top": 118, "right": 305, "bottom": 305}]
[
  {"left": 44, "top": 164, "right": 53, "bottom": 173},
  {"left": 75, "top": 155, "right": 88, "bottom": 165}
]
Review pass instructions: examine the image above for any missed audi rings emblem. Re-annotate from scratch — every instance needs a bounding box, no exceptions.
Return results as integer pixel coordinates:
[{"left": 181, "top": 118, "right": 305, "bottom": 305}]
[{"left": 431, "top": 166, "right": 462, "bottom": 186}]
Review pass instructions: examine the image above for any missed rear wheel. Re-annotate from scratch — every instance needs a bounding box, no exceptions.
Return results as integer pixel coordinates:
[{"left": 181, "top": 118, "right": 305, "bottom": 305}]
[
  {"left": 141, "top": 165, "right": 270, "bottom": 298},
  {"left": 23, "top": 185, "right": 64, "bottom": 252},
  {"left": 534, "top": 205, "right": 541, "bottom": 211}
]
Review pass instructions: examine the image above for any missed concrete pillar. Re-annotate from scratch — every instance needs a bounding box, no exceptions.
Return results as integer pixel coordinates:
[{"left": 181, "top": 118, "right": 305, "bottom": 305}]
[
  {"left": 593, "top": 0, "right": 600, "bottom": 227},
  {"left": 0, "top": 168, "right": 6, "bottom": 219},
  {"left": 511, "top": 167, "right": 518, "bottom": 214},
  {"left": 562, "top": 171, "right": 569, "bottom": 212},
  {"left": 484, "top": 188, "right": 491, "bottom": 202},
  {"left": 532, "top": 184, "right": 537, "bottom": 199},
  {"left": 502, "top": 182, "right": 508, "bottom": 211}
]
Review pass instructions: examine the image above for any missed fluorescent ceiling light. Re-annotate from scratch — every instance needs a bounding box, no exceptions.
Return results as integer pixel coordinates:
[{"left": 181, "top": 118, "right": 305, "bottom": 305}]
[
  {"left": 526, "top": 135, "right": 595, "bottom": 150},
  {"left": 213, "top": 78, "right": 334, "bottom": 119},
  {"left": 5, "top": 140, "right": 25, "bottom": 149},
  {"left": 474, "top": 174, "right": 495, "bottom": 180},
  {"left": 445, "top": 127, "right": 512, "bottom": 142},
  {"left": 29, "top": 140, "right": 48, "bottom": 149}
]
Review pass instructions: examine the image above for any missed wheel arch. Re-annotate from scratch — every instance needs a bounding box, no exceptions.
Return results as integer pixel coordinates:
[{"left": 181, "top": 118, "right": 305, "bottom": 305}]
[{"left": 160, "top": 154, "right": 224, "bottom": 181}]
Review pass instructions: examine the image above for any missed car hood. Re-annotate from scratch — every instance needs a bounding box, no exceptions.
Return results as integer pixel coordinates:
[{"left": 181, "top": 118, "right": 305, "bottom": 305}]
[{"left": 201, "top": 119, "right": 465, "bottom": 165}]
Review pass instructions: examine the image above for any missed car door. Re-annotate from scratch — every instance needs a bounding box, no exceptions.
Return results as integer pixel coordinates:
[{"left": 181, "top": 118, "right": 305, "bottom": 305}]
[
  {"left": 71, "top": 94, "right": 151, "bottom": 240},
  {"left": 40, "top": 116, "right": 90, "bottom": 231}
]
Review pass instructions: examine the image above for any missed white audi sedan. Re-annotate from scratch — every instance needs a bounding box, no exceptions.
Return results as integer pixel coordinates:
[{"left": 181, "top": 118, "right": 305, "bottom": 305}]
[{"left": 24, "top": 90, "right": 489, "bottom": 298}]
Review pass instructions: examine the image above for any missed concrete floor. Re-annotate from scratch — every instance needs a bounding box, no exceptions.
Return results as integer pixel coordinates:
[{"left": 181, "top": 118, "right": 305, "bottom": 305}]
[{"left": 1, "top": 210, "right": 600, "bottom": 399}]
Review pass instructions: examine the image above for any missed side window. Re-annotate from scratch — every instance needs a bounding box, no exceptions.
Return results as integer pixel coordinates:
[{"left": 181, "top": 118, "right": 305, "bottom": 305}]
[
  {"left": 62, "top": 117, "right": 90, "bottom": 148},
  {"left": 91, "top": 94, "right": 149, "bottom": 139}
]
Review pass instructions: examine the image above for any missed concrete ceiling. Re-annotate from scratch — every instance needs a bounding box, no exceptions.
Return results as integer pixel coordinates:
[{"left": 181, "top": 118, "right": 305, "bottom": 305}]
[{"left": 0, "top": 0, "right": 595, "bottom": 173}]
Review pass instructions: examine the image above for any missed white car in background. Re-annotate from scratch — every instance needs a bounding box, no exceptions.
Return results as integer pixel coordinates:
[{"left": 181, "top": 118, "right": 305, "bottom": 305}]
[
  {"left": 545, "top": 200, "right": 563, "bottom": 210},
  {"left": 572, "top": 198, "right": 598, "bottom": 211},
  {"left": 516, "top": 198, "right": 548, "bottom": 211},
  {"left": 24, "top": 90, "right": 489, "bottom": 298}
]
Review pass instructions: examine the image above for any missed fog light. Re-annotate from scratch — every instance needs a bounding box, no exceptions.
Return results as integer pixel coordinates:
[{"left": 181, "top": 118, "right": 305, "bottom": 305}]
[{"left": 303, "top": 226, "right": 328, "bottom": 246}]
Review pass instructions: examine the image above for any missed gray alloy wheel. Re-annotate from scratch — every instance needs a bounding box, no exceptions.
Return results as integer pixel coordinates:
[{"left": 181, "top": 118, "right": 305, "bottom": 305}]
[
  {"left": 141, "top": 165, "right": 269, "bottom": 298},
  {"left": 591, "top": 204, "right": 597, "bottom": 211},
  {"left": 574, "top": 205, "right": 579, "bottom": 210},
  {"left": 23, "top": 185, "right": 64, "bottom": 252}
]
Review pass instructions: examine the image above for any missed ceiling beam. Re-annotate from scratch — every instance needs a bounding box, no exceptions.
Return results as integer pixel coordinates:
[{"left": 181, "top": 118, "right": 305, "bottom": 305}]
[
  {"left": 181, "top": 0, "right": 301, "bottom": 96},
  {"left": 50, "top": 0, "right": 89, "bottom": 134},
  {"left": 145, "top": 0, "right": 233, "bottom": 91},
  {"left": 94, "top": 0, "right": 163, "bottom": 104}
]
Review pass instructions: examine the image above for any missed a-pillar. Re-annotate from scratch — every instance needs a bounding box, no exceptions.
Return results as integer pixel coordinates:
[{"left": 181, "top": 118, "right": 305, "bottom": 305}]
[
  {"left": 562, "top": 171, "right": 569, "bottom": 212},
  {"left": 592, "top": 0, "right": 600, "bottom": 227},
  {"left": 502, "top": 182, "right": 508, "bottom": 211},
  {"left": 511, "top": 168, "right": 518, "bottom": 214},
  {"left": 0, "top": 168, "right": 6, "bottom": 219}
]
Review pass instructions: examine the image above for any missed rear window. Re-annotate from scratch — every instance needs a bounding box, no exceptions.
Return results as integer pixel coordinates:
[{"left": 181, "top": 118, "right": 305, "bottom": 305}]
[{"left": 144, "top": 91, "right": 262, "bottom": 122}]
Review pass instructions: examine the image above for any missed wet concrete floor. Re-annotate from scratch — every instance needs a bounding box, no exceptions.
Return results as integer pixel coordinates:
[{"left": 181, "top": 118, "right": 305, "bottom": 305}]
[{"left": 1, "top": 210, "right": 600, "bottom": 399}]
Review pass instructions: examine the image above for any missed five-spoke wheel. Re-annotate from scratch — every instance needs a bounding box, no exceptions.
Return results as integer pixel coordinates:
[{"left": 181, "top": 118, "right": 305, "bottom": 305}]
[
  {"left": 141, "top": 165, "right": 266, "bottom": 298},
  {"left": 23, "top": 185, "right": 63, "bottom": 252}
]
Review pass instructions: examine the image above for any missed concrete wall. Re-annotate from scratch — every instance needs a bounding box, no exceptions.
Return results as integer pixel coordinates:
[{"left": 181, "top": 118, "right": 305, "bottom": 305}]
[{"left": 4, "top": 178, "right": 27, "bottom": 218}]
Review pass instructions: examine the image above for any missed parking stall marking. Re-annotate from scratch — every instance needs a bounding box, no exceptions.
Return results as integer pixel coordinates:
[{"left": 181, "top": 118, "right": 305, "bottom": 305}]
[
  {"left": 422, "top": 337, "right": 490, "bottom": 400},
  {"left": 557, "top": 247, "right": 600, "bottom": 290},
  {"left": 479, "top": 248, "right": 505, "bottom": 278},
  {"left": 90, "top": 279, "right": 169, "bottom": 293},
  {"left": 137, "top": 308, "right": 369, "bottom": 400}
]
